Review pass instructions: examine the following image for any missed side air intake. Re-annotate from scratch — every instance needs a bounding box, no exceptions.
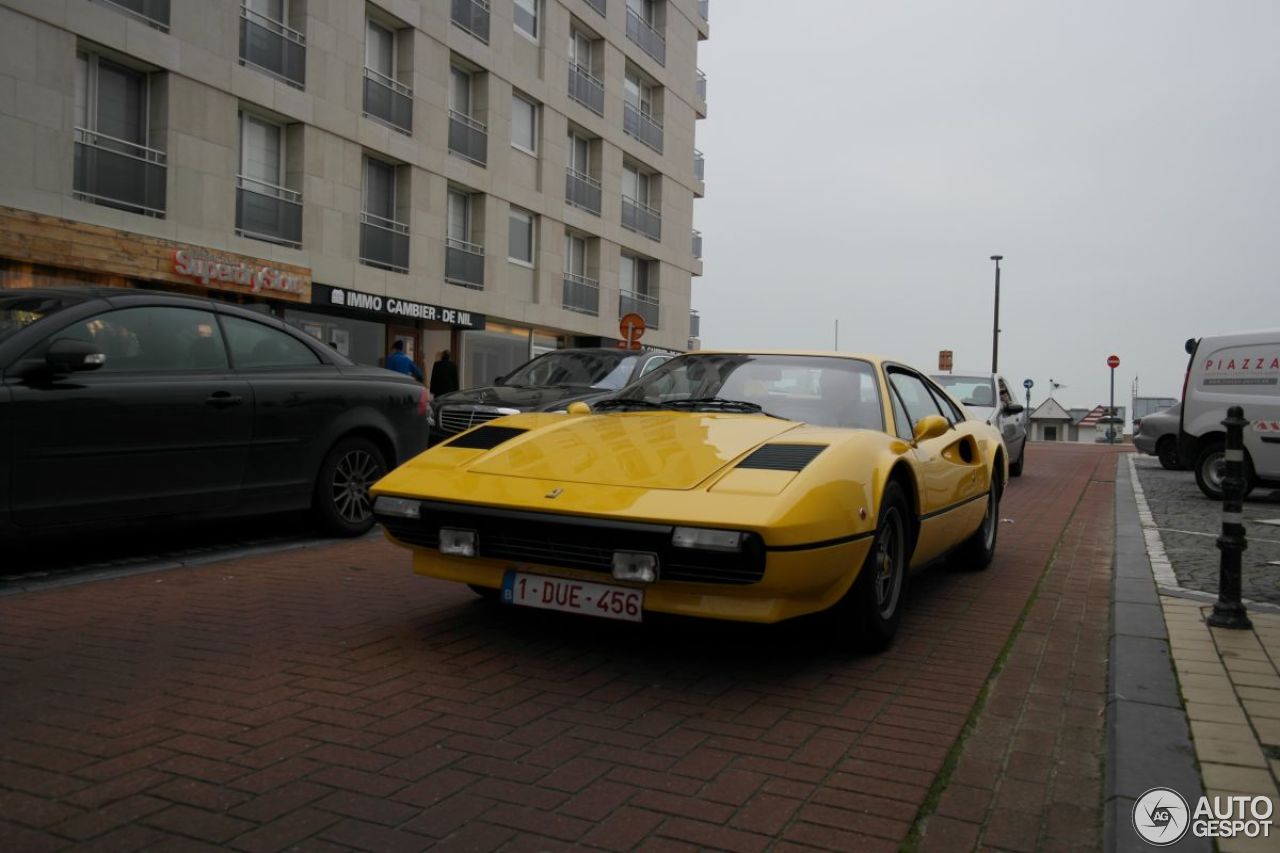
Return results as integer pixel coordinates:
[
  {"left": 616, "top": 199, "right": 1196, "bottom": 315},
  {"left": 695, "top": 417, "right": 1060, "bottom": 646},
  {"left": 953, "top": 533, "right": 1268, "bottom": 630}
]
[
  {"left": 737, "top": 444, "right": 827, "bottom": 472},
  {"left": 446, "top": 425, "right": 527, "bottom": 450}
]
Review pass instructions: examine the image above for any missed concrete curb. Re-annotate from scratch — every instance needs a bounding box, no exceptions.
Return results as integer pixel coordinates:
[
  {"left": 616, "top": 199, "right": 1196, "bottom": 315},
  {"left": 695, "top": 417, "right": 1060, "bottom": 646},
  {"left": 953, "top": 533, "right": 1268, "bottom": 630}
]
[{"left": 1106, "top": 455, "right": 1210, "bottom": 852}]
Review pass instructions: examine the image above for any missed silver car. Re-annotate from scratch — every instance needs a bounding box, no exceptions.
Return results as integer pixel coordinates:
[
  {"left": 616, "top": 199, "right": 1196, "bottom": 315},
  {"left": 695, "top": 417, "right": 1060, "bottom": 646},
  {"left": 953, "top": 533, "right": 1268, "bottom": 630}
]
[
  {"left": 932, "top": 371, "right": 1027, "bottom": 477},
  {"left": 1134, "top": 403, "right": 1182, "bottom": 470}
]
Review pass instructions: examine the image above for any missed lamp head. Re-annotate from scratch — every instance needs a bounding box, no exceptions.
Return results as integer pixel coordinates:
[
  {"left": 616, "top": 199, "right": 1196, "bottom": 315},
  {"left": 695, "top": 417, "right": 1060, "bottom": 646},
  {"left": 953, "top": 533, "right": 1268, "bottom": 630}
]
[{"left": 990, "top": 255, "right": 1003, "bottom": 262}]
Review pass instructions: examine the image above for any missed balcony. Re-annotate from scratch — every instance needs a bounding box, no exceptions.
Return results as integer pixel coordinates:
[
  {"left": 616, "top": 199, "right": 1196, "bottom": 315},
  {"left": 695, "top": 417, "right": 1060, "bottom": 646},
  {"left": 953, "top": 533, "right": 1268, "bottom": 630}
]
[
  {"left": 451, "top": 0, "right": 490, "bottom": 43},
  {"left": 623, "top": 101, "right": 664, "bottom": 154},
  {"left": 694, "top": 149, "right": 705, "bottom": 181},
  {"left": 692, "top": 229, "right": 702, "bottom": 259},
  {"left": 562, "top": 272, "right": 600, "bottom": 316},
  {"left": 446, "top": 238, "right": 485, "bottom": 289},
  {"left": 622, "top": 196, "right": 661, "bottom": 242},
  {"left": 73, "top": 127, "right": 167, "bottom": 217},
  {"left": 363, "top": 67, "right": 413, "bottom": 135},
  {"left": 699, "top": 0, "right": 709, "bottom": 21},
  {"left": 620, "top": 290, "right": 659, "bottom": 328},
  {"left": 568, "top": 63, "right": 605, "bottom": 116},
  {"left": 565, "top": 168, "right": 602, "bottom": 215},
  {"left": 448, "top": 110, "right": 488, "bottom": 166},
  {"left": 96, "top": 0, "right": 169, "bottom": 31},
  {"left": 625, "top": 7, "right": 666, "bottom": 66},
  {"left": 239, "top": 4, "right": 306, "bottom": 89},
  {"left": 359, "top": 212, "right": 409, "bottom": 273},
  {"left": 235, "top": 175, "right": 302, "bottom": 248},
  {"left": 695, "top": 69, "right": 707, "bottom": 115},
  {"left": 585, "top": 0, "right": 606, "bottom": 15},
  {"left": 689, "top": 309, "right": 700, "bottom": 339}
]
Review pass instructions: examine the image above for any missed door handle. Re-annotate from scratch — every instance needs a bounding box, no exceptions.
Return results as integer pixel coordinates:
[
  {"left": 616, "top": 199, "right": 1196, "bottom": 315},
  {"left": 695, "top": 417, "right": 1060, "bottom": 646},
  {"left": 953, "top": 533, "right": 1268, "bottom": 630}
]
[{"left": 206, "top": 392, "right": 244, "bottom": 408}]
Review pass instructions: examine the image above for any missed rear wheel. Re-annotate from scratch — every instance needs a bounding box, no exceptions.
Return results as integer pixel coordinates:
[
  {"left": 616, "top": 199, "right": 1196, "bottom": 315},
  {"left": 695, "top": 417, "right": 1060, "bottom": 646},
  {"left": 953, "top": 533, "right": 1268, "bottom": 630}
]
[
  {"left": 1194, "top": 442, "right": 1256, "bottom": 501},
  {"left": 313, "top": 437, "right": 386, "bottom": 536},
  {"left": 833, "top": 481, "right": 909, "bottom": 651},
  {"left": 1156, "top": 436, "right": 1180, "bottom": 470},
  {"left": 1009, "top": 443, "right": 1025, "bottom": 477}
]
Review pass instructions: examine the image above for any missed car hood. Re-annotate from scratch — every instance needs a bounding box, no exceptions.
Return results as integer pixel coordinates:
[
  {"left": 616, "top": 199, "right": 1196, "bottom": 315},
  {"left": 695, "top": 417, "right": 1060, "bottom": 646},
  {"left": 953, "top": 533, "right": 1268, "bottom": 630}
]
[
  {"left": 460, "top": 412, "right": 808, "bottom": 490},
  {"left": 434, "top": 384, "right": 604, "bottom": 411}
]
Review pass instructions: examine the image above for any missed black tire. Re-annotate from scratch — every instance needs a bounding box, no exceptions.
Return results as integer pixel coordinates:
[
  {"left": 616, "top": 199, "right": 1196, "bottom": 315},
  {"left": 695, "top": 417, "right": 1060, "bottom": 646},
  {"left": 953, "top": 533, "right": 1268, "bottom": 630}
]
[
  {"left": 955, "top": 474, "right": 1001, "bottom": 570},
  {"left": 834, "top": 481, "right": 910, "bottom": 651},
  {"left": 1194, "top": 442, "right": 1256, "bottom": 501},
  {"left": 468, "top": 584, "right": 499, "bottom": 601},
  {"left": 1156, "top": 437, "right": 1180, "bottom": 471},
  {"left": 1009, "top": 443, "right": 1025, "bottom": 477},
  {"left": 313, "top": 436, "right": 387, "bottom": 537}
]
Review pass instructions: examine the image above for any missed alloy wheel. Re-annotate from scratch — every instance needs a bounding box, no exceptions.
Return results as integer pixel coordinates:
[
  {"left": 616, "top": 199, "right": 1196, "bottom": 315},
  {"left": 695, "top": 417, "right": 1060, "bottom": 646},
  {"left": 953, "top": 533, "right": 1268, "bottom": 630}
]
[{"left": 332, "top": 449, "right": 382, "bottom": 524}]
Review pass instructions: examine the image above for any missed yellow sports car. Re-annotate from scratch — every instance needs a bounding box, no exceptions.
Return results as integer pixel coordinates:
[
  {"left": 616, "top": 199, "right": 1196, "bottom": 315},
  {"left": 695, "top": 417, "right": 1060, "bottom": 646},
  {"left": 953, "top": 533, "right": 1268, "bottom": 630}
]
[{"left": 372, "top": 351, "right": 1007, "bottom": 647}]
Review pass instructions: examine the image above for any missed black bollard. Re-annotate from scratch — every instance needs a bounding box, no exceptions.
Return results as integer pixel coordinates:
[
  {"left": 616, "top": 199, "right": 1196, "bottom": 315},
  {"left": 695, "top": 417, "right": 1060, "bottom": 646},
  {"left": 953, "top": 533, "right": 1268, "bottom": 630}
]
[{"left": 1207, "top": 406, "right": 1252, "bottom": 629}]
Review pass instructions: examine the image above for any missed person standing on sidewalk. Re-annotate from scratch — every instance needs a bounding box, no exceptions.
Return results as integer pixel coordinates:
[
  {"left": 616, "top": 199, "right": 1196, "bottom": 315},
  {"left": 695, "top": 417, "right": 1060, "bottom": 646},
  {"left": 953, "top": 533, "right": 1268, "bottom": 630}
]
[
  {"left": 430, "top": 349, "right": 459, "bottom": 398},
  {"left": 385, "top": 340, "right": 423, "bottom": 382}
]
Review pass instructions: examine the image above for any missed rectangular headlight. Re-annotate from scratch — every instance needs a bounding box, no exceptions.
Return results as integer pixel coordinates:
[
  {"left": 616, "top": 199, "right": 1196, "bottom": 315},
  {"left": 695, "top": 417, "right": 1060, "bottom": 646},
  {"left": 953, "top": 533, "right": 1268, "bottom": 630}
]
[
  {"left": 612, "top": 551, "right": 658, "bottom": 583},
  {"left": 672, "top": 527, "right": 744, "bottom": 552},
  {"left": 440, "top": 528, "right": 477, "bottom": 557},
  {"left": 373, "top": 496, "right": 421, "bottom": 519}
]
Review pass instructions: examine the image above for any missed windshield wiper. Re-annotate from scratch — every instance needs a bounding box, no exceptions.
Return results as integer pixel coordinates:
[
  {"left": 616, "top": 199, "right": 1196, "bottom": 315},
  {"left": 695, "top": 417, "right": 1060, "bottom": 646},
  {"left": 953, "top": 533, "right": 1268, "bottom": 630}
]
[
  {"left": 591, "top": 398, "right": 664, "bottom": 411},
  {"left": 663, "top": 397, "right": 766, "bottom": 414}
]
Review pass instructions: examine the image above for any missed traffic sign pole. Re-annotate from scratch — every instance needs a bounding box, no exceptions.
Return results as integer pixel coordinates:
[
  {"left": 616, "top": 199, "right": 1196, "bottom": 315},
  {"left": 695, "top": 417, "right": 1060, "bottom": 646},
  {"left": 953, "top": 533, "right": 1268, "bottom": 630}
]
[
  {"left": 1023, "top": 378, "right": 1033, "bottom": 420},
  {"left": 1107, "top": 355, "right": 1120, "bottom": 444}
]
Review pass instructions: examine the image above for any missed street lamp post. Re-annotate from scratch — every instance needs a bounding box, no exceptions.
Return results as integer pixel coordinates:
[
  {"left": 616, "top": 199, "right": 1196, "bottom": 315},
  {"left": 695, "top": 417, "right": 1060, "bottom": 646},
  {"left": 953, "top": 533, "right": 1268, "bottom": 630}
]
[{"left": 990, "top": 255, "right": 1003, "bottom": 374}]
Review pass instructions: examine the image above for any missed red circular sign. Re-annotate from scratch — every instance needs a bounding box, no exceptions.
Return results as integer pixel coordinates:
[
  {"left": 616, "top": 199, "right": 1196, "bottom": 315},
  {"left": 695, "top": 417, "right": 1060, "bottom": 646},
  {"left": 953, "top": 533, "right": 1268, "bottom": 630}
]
[{"left": 1107, "top": 354, "right": 1120, "bottom": 369}]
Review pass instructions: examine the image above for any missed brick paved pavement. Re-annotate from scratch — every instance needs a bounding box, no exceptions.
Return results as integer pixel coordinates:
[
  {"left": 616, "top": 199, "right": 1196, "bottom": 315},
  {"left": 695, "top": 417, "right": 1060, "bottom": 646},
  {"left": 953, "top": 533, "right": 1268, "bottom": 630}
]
[{"left": 0, "top": 443, "right": 1121, "bottom": 851}]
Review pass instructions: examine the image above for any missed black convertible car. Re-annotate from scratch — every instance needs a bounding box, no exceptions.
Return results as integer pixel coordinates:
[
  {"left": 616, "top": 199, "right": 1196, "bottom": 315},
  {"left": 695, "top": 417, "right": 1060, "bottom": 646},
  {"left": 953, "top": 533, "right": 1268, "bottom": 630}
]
[{"left": 0, "top": 287, "right": 428, "bottom": 536}]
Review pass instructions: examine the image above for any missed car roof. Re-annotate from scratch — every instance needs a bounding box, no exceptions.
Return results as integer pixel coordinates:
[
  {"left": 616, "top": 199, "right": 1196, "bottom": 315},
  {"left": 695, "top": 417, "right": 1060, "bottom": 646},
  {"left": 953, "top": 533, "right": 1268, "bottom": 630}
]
[{"left": 690, "top": 350, "right": 897, "bottom": 364}]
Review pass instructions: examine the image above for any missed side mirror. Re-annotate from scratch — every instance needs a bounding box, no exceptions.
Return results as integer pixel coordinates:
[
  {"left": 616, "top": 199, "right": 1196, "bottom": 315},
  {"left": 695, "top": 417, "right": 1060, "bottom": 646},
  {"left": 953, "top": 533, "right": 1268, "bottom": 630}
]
[
  {"left": 493, "top": 374, "right": 506, "bottom": 386},
  {"left": 46, "top": 339, "right": 106, "bottom": 374},
  {"left": 1004, "top": 403, "right": 1025, "bottom": 415},
  {"left": 912, "top": 414, "right": 951, "bottom": 443}
]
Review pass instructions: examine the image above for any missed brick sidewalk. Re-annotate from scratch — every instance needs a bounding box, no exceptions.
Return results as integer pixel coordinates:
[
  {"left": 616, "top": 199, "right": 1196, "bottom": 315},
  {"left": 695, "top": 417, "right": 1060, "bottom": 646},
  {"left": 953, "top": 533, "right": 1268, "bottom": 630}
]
[{"left": 0, "top": 443, "right": 1120, "bottom": 851}]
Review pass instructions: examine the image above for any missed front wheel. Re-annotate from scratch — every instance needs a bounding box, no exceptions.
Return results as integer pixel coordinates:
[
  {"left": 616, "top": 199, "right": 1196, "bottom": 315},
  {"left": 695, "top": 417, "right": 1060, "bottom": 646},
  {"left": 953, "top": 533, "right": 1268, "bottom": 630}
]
[
  {"left": 833, "top": 481, "right": 910, "bottom": 651},
  {"left": 1194, "top": 442, "right": 1256, "bottom": 501},
  {"left": 313, "top": 437, "right": 387, "bottom": 536},
  {"left": 1156, "top": 437, "right": 1180, "bottom": 471},
  {"left": 955, "top": 475, "right": 1000, "bottom": 570}
]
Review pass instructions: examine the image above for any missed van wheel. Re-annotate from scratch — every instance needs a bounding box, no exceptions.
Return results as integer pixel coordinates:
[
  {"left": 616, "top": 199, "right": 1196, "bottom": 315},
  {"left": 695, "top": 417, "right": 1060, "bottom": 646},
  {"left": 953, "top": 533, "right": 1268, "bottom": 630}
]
[
  {"left": 1194, "top": 442, "right": 1256, "bottom": 501},
  {"left": 313, "top": 437, "right": 386, "bottom": 536},
  {"left": 1156, "top": 437, "right": 1180, "bottom": 470}
]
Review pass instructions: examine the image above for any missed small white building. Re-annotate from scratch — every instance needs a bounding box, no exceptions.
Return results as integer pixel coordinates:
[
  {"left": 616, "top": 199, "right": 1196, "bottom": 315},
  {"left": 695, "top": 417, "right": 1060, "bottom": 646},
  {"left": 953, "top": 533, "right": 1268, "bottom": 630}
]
[{"left": 1030, "top": 400, "right": 1128, "bottom": 442}]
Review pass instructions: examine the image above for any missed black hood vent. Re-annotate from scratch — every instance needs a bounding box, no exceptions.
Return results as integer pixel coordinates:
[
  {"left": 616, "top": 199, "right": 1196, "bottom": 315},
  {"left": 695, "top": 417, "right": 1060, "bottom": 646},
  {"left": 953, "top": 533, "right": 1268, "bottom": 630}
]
[
  {"left": 737, "top": 444, "right": 827, "bottom": 472},
  {"left": 446, "top": 425, "right": 527, "bottom": 450}
]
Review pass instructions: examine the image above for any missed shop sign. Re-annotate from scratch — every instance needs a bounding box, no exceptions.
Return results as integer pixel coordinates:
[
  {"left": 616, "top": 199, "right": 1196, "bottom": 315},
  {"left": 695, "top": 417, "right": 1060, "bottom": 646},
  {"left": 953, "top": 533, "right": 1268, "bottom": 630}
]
[
  {"left": 172, "top": 250, "right": 306, "bottom": 296},
  {"left": 313, "top": 284, "right": 485, "bottom": 329}
]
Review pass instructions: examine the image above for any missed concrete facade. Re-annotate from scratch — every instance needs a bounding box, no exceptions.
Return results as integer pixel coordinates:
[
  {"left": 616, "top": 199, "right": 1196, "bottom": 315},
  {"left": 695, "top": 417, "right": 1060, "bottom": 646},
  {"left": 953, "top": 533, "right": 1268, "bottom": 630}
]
[{"left": 0, "top": 0, "right": 708, "bottom": 381}]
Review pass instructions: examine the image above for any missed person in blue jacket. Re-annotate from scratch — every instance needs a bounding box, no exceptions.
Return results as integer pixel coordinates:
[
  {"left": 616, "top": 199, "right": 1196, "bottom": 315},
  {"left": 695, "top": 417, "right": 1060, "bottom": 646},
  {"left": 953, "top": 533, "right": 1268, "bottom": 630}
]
[{"left": 385, "top": 339, "right": 423, "bottom": 381}]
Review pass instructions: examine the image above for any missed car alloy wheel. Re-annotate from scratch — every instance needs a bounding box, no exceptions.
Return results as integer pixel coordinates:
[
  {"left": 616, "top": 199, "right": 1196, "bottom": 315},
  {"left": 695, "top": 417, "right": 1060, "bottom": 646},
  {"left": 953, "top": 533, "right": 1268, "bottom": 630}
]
[
  {"left": 872, "top": 506, "right": 906, "bottom": 621},
  {"left": 333, "top": 447, "right": 382, "bottom": 524}
]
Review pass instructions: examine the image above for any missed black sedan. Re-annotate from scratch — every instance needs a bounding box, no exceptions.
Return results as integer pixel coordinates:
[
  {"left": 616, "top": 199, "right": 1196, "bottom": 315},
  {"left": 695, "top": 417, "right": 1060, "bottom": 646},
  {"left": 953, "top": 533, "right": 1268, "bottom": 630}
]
[
  {"left": 0, "top": 287, "right": 428, "bottom": 537},
  {"left": 428, "top": 347, "right": 672, "bottom": 445}
]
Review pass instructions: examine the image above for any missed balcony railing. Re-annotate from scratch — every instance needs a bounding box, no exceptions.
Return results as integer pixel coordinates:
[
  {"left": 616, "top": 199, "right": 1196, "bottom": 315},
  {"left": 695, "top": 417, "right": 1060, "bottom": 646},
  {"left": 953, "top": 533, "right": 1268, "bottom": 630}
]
[
  {"left": 562, "top": 272, "right": 600, "bottom": 316},
  {"left": 694, "top": 149, "right": 705, "bottom": 181},
  {"left": 568, "top": 63, "right": 605, "bottom": 116},
  {"left": 239, "top": 4, "right": 306, "bottom": 89},
  {"left": 448, "top": 110, "right": 488, "bottom": 166},
  {"left": 96, "top": 0, "right": 169, "bottom": 31},
  {"left": 566, "top": 167, "right": 602, "bottom": 215},
  {"left": 620, "top": 290, "right": 659, "bottom": 328},
  {"left": 689, "top": 309, "right": 700, "bottom": 339},
  {"left": 625, "top": 7, "right": 666, "bottom": 65},
  {"left": 235, "top": 175, "right": 302, "bottom": 248},
  {"left": 696, "top": 69, "right": 707, "bottom": 103},
  {"left": 363, "top": 67, "right": 413, "bottom": 135},
  {"left": 698, "top": 0, "right": 709, "bottom": 22},
  {"left": 445, "top": 238, "right": 485, "bottom": 289},
  {"left": 585, "top": 0, "right": 606, "bottom": 15},
  {"left": 692, "top": 229, "right": 702, "bottom": 259},
  {"left": 622, "top": 196, "right": 661, "bottom": 242},
  {"left": 359, "top": 212, "right": 409, "bottom": 273},
  {"left": 623, "top": 101, "right": 664, "bottom": 153},
  {"left": 73, "top": 127, "right": 167, "bottom": 217},
  {"left": 451, "top": 0, "right": 490, "bottom": 43}
]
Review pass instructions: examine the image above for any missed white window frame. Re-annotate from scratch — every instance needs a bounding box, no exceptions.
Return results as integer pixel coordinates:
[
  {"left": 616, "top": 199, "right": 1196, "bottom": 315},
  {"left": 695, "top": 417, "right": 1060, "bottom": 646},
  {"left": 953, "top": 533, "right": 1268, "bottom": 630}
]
[
  {"left": 76, "top": 51, "right": 151, "bottom": 145},
  {"left": 623, "top": 164, "right": 650, "bottom": 206},
  {"left": 625, "top": 68, "right": 654, "bottom": 117},
  {"left": 565, "top": 233, "right": 587, "bottom": 276},
  {"left": 508, "top": 207, "right": 535, "bottom": 267},
  {"left": 365, "top": 18, "right": 396, "bottom": 80},
  {"left": 567, "top": 131, "right": 591, "bottom": 173},
  {"left": 448, "top": 189, "right": 473, "bottom": 243},
  {"left": 239, "top": 111, "right": 286, "bottom": 189},
  {"left": 511, "top": 92, "right": 538, "bottom": 155},
  {"left": 449, "top": 66, "right": 473, "bottom": 116},
  {"left": 569, "top": 29, "right": 594, "bottom": 71},
  {"left": 514, "top": 0, "right": 539, "bottom": 42},
  {"left": 362, "top": 156, "right": 397, "bottom": 220}
]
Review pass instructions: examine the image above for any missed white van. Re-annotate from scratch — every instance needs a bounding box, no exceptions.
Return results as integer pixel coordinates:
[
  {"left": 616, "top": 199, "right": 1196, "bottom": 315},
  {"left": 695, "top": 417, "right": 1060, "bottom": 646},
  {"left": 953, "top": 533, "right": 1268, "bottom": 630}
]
[{"left": 1180, "top": 330, "right": 1280, "bottom": 499}]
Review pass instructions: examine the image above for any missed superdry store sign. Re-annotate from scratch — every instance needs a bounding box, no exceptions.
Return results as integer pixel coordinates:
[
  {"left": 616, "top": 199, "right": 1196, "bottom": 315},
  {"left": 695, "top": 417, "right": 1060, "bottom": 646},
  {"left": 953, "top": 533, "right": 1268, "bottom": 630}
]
[{"left": 312, "top": 284, "right": 485, "bottom": 329}]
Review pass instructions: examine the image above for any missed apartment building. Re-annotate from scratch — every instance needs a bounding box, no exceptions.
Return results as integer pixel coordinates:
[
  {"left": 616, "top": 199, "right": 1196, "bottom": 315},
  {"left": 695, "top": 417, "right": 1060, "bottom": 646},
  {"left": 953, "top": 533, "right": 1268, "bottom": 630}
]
[{"left": 0, "top": 0, "right": 709, "bottom": 383}]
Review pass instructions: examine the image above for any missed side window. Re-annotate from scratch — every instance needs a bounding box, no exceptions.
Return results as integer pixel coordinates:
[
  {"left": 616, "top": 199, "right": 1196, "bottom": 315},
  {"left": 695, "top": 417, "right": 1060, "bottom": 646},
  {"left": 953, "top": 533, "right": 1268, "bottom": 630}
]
[
  {"left": 926, "top": 379, "right": 965, "bottom": 424},
  {"left": 221, "top": 315, "right": 321, "bottom": 369},
  {"left": 888, "top": 369, "right": 943, "bottom": 437},
  {"left": 888, "top": 386, "right": 914, "bottom": 441},
  {"left": 640, "top": 355, "right": 669, "bottom": 376},
  {"left": 55, "top": 306, "right": 227, "bottom": 372}
]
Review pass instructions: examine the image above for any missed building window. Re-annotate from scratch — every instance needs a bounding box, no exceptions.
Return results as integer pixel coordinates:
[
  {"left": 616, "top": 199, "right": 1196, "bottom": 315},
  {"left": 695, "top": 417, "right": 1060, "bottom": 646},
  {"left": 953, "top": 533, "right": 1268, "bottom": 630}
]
[
  {"left": 448, "top": 64, "right": 488, "bottom": 165},
  {"left": 622, "top": 164, "right": 661, "bottom": 241},
  {"left": 508, "top": 208, "right": 535, "bottom": 266},
  {"left": 563, "top": 232, "right": 598, "bottom": 316},
  {"left": 236, "top": 111, "right": 302, "bottom": 247},
  {"left": 73, "top": 51, "right": 167, "bottom": 216},
  {"left": 620, "top": 252, "right": 658, "bottom": 327},
  {"left": 363, "top": 17, "right": 412, "bottom": 134},
  {"left": 568, "top": 27, "right": 605, "bottom": 115},
  {"left": 513, "top": 0, "right": 538, "bottom": 40},
  {"left": 624, "top": 0, "right": 665, "bottom": 65},
  {"left": 511, "top": 92, "right": 537, "bottom": 154},
  {"left": 623, "top": 67, "right": 664, "bottom": 153},
  {"left": 565, "top": 130, "right": 601, "bottom": 214},
  {"left": 446, "top": 189, "right": 485, "bottom": 288},
  {"left": 95, "top": 0, "right": 170, "bottom": 31},
  {"left": 360, "top": 157, "right": 409, "bottom": 273},
  {"left": 239, "top": 0, "right": 307, "bottom": 88}
]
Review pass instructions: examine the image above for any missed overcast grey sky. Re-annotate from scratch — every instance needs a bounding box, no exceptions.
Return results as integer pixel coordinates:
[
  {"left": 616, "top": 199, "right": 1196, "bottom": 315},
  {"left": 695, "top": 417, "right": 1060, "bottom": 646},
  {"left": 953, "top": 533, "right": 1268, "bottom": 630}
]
[{"left": 694, "top": 0, "right": 1280, "bottom": 416}]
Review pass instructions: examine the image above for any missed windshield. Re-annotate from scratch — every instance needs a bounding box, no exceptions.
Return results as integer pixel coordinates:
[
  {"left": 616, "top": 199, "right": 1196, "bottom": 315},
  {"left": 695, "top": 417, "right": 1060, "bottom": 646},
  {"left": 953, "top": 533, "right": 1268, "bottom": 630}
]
[
  {"left": 0, "top": 293, "right": 75, "bottom": 345},
  {"left": 504, "top": 350, "right": 638, "bottom": 390},
  {"left": 933, "top": 374, "right": 997, "bottom": 408},
  {"left": 615, "top": 353, "right": 885, "bottom": 430}
]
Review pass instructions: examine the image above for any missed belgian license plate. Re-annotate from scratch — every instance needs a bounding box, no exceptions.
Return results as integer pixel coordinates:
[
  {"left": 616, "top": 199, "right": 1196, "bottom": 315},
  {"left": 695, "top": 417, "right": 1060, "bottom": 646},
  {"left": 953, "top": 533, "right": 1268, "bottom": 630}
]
[{"left": 502, "top": 571, "right": 643, "bottom": 623}]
